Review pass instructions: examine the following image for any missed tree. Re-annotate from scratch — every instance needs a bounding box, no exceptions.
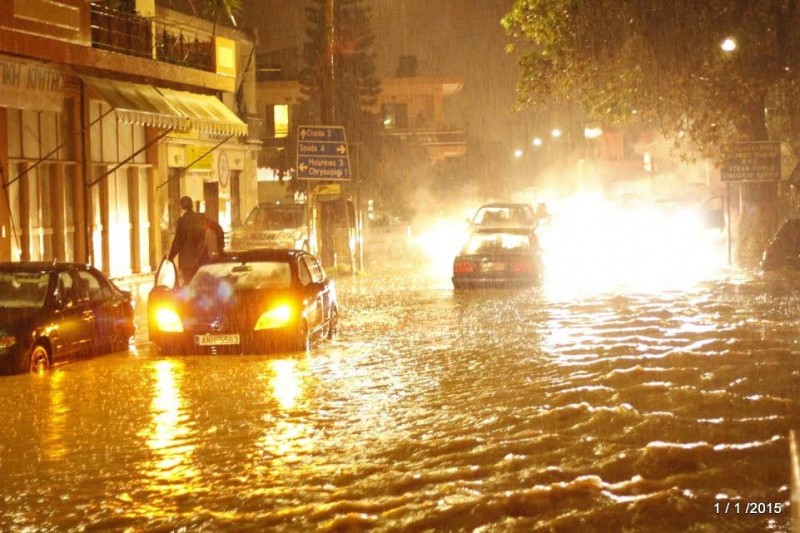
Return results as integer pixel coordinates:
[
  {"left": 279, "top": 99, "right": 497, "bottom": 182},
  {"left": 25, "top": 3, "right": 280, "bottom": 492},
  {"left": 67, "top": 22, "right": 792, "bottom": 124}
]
[
  {"left": 502, "top": 0, "right": 800, "bottom": 159},
  {"left": 292, "top": 0, "right": 381, "bottom": 194}
]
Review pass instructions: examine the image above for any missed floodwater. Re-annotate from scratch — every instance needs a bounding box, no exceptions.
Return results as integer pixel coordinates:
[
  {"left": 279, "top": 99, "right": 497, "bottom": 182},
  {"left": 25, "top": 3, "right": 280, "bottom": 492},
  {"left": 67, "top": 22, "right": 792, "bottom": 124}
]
[{"left": 0, "top": 267, "right": 798, "bottom": 532}]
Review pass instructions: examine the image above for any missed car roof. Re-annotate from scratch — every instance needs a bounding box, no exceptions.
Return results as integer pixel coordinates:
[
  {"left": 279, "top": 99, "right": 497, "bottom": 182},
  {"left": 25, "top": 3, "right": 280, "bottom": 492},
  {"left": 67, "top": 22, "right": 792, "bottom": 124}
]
[
  {"left": 476, "top": 203, "right": 532, "bottom": 209},
  {"left": 472, "top": 228, "right": 535, "bottom": 236},
  {"left": 208, "top": 249, "right": 309, "bottom": 263},
  {"left": 0, "top": 261, "right": 91, "bottom": 273}
]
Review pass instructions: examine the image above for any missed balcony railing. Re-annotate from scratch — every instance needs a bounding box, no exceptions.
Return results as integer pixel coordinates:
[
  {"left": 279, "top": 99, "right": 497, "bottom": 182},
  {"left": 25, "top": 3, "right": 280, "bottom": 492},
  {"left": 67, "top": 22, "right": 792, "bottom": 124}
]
[
  {"left": 243, "top": 114, "right": 268, "bottom": 143},
  {"left": 90, "top": 3, "right": 152, "bottom": 59},
  {"left": 382, "top": 129, "right": 467, "bottom": 147},
  {"left": 89, "top": 3, "right": 214, "bottom": 72},
  {"left": 155, "top": 23, "right": 214, "bottom": 72}
]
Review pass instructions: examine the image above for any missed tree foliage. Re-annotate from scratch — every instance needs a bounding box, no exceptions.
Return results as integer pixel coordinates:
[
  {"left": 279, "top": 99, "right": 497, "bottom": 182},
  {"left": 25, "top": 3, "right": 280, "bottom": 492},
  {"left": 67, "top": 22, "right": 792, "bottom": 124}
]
[
  {"left": 299, "top": 0, "right": 381, "bottom": 142},
  {"left": 502, "top": 0, "right": 800, "bottom": 159}
]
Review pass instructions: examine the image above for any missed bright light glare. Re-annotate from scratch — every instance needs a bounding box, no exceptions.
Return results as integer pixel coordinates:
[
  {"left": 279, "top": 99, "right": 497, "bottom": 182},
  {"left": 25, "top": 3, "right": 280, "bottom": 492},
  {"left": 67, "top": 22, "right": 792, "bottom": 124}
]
[
  {"left": 155, "top": 308, "right": 183, "bottom": 332},
  {"left": 721, "top": 38, "right": 737, "bottom": 52},
  {"left": 533, "top": 137, "right": 543, "bottom": 147},
  {"left": 514, "top": 149, "right": 524, "bottom": 158},
  {"left": 551, "top": 129, "right": 562, "bottom": 138},
  {"left": 539, "top": 194, "right": 726, "bottom": 299},
  {"left": 415, "top": 219, "right": 471, "bottom": 279},
  {"left": 255, "top": 304, "right": 293, "bottom": 330}
]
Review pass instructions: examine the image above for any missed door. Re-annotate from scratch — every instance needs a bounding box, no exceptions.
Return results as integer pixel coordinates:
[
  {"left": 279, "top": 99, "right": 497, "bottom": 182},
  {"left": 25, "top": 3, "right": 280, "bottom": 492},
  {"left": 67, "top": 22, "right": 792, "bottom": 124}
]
[
  {"left": 204, "top": 181, "right": 219, "bottom": 223},
  {"left": 53, "top": 270, "right": 93, "bottom": 361},
  {"left": 301, "top": 255, "right": 326, "bottom": 333},
  {"left": 78, "top": 267, "right": 131, "bottom": 353}
]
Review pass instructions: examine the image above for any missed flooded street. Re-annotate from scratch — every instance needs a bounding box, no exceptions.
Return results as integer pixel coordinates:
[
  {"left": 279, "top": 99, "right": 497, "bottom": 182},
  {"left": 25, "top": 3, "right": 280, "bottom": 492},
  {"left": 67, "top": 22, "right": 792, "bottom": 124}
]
[{"left": 0, "top": 266, "right": 799, "bottom": 531}]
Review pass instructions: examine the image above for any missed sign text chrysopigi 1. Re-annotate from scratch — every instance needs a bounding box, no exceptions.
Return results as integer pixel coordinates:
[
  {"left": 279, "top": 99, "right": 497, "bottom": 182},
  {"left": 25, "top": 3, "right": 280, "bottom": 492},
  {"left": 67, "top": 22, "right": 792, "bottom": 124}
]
[{"left": 297, "top": 126, "right": 351, "bottom": 180}]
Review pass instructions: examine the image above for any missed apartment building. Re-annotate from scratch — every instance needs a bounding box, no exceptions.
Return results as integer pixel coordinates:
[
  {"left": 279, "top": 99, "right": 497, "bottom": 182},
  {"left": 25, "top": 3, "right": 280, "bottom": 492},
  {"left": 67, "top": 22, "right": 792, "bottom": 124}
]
[{"left": 0, "top": 0, "right": 258, "bottom": 276}]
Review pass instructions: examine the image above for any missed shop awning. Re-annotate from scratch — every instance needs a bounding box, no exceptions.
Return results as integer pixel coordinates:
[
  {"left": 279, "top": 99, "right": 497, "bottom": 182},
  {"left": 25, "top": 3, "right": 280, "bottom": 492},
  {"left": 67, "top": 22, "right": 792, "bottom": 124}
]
[
  {"left": 83, "top": 76, "right": 189, "bottom": 130},
  {"left": 82, "top": 77, "right": 248, "bottom": 136},
  {"left": 158, "top": 88, "right": 249, "bottom": 137}
]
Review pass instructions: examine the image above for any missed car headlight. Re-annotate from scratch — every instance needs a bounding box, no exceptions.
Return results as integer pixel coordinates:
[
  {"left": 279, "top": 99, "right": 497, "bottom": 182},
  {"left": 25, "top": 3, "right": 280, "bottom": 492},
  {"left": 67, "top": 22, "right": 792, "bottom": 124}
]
[
  {"left": 254, "top": 304, "right": 293, "bottom": 330},
  {"left": 0, "top": 335, "right": 16, "bottom": 349},
  {"left": 154, "top": 308, "right": 184, "bottom": 333}
]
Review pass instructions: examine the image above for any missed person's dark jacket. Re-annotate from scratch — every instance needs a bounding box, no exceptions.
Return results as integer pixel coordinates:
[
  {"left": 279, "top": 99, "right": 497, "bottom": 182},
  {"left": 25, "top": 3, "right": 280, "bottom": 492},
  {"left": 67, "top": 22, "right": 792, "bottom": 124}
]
[
  {"left": 168, "top": 211, "right": 207, "bottom": 271},
  {"left": 205, "top": 216, "right": 225, "bottom": 255}
]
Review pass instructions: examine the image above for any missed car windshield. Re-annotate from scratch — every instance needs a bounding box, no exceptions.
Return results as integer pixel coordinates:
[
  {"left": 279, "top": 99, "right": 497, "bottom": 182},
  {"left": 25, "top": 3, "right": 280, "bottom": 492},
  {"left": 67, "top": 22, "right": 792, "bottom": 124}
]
[
  {"left": 244, "top": 206, "right": 305, "bottom": 230},
  {"left": 189, "top": 261, "right": 293, "bottom": 291},
  {"left": 0, "top": 271, "right": 50, "bottom": 308},
  {"left": 465, "top": 233, "right": 532, "bottom": 254},
  {"left": 473, "top": 206, "right": 531, "bottom": 225}
]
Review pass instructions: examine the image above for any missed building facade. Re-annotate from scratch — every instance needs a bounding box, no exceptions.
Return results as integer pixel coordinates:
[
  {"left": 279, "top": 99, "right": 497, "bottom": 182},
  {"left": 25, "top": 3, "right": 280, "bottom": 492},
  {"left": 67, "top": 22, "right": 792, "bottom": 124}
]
[{"left": 0, "top": 0, "right": 258, "bottom": 277}]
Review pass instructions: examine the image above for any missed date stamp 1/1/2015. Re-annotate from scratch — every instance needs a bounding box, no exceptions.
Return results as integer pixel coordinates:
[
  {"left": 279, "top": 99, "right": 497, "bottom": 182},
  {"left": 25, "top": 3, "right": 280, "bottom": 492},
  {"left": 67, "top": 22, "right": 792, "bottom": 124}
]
[{"left": 714, "top": 501, "right": 783, "bottom": 514}]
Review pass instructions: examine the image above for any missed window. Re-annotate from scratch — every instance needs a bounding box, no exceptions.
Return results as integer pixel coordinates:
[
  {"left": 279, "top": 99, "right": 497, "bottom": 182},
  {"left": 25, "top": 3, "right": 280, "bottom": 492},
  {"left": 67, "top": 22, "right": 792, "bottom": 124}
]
[
  {"left": 266, "top": 104, "right": 290, "bottom": 139},
  {"left": 297, "top": 258, "right": 312, "bottom": 286},
  {"left": 381, "top": 103, "right": 408, "bottom": 130},
  {"left": 303, "top": 256, "right": 324, "bottom": 283},
  {"left": 78, "top": 270, "right": 111, "bottom": 302},
  {"left": 57, "top": 271, "right": 85, "bottom": 307}
]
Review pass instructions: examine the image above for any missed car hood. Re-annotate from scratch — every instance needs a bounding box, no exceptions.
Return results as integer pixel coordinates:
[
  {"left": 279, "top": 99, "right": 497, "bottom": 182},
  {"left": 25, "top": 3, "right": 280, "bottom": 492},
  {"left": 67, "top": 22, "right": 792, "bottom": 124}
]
[{"left": 161, "top": 287, "right": 301, "bottom": 329}]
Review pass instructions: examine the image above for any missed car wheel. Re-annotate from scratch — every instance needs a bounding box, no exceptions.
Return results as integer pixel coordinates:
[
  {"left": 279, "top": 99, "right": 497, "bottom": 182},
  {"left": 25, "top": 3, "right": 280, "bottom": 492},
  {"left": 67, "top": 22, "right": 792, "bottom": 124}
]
[
  {"left": 290, "top": 320, "right": 309, "bottom": 352},
  {"left": 327, "top": 306, "right": 339, "bottom": 340},
  {"left": 110, "top": 323, "right": 132, "bottom": 353},
  {"left": 20, "top": 344, "right": 50, "bottom": 374}
]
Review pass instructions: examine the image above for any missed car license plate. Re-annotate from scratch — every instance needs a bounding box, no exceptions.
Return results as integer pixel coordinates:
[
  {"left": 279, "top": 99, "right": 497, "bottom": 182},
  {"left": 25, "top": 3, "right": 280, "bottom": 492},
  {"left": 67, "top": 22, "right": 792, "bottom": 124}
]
[
  {"left": 481, "top": 262, "right": 506, "bottom": 272},
  {"left": 195, "top": 334, "right": 240, "bottom": 346}
]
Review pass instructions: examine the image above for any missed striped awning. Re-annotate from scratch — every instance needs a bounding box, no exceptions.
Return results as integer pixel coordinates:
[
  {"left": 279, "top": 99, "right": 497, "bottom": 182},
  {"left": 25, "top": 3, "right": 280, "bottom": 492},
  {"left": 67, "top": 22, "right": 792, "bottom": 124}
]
[
  {"left": 158, "top": 88, "right": 248, "bottom": 137},
  {"left": 83, "top": 76, "right": 189, "bottom": 130},
  {"left": 83, "top": 77, "right": 247, "bottom": 136}
]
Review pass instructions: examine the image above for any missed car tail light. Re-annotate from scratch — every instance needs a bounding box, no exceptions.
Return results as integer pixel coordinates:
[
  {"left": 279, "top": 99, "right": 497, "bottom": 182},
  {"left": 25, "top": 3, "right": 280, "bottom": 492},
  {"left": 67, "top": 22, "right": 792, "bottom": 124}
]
[
  {"left": 453, "top": 260, "right": 475, "bottom": 273},
  {"left": 511, "top": 261, "right": 533, "bottom": 273},
  {"left": 154, "top": 307, "right": 184, "bottom": 332}
]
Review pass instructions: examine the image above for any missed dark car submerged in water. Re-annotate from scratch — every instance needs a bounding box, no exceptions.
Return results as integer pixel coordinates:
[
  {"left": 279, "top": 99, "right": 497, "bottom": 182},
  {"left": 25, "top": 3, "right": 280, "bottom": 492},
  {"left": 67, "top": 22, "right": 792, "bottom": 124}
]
[
  {"left": 0, "top": 262, "right": 135, "bottom": 375},
  {"left": 452, "top": 228, "right": 544, "bottom": 289},
  {"left": 148, "top": 249, "right": 338, "bottom": 354}
]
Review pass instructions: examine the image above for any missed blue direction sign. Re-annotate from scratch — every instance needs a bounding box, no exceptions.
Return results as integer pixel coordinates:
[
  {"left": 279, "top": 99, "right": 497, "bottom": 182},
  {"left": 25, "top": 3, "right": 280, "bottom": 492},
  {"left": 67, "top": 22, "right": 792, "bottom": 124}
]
[{"left": 297, "top": 125, "right": 351, "bottom": 180}]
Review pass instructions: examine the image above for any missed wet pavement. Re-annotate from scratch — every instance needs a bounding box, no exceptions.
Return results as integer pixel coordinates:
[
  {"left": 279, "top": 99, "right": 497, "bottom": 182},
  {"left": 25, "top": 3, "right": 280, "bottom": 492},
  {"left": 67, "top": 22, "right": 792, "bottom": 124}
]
[{"left": 0, "top": 265, "right": 798, "bottom": 531}]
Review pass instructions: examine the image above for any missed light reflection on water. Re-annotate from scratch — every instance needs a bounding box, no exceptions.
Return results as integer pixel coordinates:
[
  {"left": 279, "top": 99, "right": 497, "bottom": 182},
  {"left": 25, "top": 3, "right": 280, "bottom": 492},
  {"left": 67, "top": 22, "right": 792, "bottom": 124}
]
[
  {"left": 138, "top": 359, "right": 202, "bottom": 510},
  {"left": 0, "top": 270, "right": 797, "bottom": 531}
]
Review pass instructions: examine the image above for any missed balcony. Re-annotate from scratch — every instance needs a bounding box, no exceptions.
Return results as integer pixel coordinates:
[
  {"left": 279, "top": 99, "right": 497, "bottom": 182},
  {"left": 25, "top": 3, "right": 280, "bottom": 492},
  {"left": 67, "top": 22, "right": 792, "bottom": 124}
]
[
  {"left": 243, "top": 114, "right": 268, "bottom": 144},
  {"left": 90, "top": 3, "right": 152, "bottom": 59},
  {"left": 89, "top": 2, "right": 214, "bottom": 72},
  {"left": 382, "top": 129, "right": 467, "bottom": 159}
]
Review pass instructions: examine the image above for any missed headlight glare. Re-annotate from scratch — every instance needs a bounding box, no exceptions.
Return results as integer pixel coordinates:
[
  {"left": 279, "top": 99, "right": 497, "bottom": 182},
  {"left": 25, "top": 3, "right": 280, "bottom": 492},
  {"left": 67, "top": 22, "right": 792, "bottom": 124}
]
[
  {"left": 155, "top": 308, "right": 183, "bottom": 332},
  {"left": 254, "top": 304, "right": 293, "bottom": 330}
]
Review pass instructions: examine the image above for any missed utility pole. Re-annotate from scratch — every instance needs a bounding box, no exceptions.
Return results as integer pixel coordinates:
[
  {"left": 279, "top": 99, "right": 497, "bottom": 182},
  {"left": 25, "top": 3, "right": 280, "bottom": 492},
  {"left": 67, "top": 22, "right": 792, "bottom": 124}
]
[{"left": 322, "top": 0, "right": 335, "bottom": 125}]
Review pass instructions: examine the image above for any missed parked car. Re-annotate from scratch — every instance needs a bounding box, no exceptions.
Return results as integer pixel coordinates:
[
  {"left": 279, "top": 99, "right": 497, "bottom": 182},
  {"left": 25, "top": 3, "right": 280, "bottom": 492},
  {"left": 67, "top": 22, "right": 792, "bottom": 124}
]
[
  {"left": 230, "top": 202, "right": 310, "bottom": 252},
  {"left": 469, "top": 203, "right": 538, "bottom": 231},
  {"left": 761, "top": 218, "right": 800, "bottom": 271},
  {"left": 452, "top": 228, "right": 544, "bottom": 289},
  {"left": 148, "top": 249, "right": 338, "bottom": 354},
  {"left": 0, "top": 262, "right": 135, "bottom": 375}
]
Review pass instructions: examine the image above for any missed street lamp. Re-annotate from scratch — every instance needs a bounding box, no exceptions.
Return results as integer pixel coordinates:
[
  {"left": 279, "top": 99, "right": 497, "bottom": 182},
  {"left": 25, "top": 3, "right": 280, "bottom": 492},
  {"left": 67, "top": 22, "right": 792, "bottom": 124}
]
[
  {"left": 551, "top": 128, "right": 562, "bottom": 139},
  {"left": 514, "top": 149, "right": 524, "bottom": 159},
  {"left": 532, "top": 137, "right": 543, "bottom": 147}
]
